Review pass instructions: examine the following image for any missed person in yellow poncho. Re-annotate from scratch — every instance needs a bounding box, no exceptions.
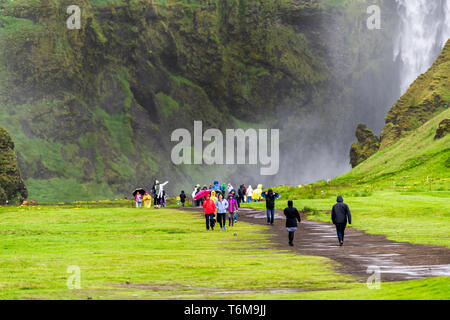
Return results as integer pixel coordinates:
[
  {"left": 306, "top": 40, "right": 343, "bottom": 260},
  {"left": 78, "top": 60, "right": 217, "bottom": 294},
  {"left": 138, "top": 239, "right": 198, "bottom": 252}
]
[
  {"left": 210, "top": 190, "right": 218, "bottom": 203},
  {"left": 253, "top": 184, "right": 264, "bottom": 202},
  {"left": 143, "top": 192, "right": 152, "bottom": 208}
]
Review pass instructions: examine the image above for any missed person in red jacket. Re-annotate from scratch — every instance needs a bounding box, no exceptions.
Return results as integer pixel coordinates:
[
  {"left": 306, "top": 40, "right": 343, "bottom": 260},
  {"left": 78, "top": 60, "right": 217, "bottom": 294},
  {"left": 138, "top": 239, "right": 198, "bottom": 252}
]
[{"left": 203, "top": 192, "right": 216, "bottom": 231}]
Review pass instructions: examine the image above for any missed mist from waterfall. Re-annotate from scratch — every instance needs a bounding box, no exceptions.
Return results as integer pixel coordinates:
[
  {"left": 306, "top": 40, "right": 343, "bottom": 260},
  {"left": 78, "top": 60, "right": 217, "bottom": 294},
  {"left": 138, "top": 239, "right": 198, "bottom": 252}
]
[{"left": 394, "top": 0, "right": 450, "bottom": 95}]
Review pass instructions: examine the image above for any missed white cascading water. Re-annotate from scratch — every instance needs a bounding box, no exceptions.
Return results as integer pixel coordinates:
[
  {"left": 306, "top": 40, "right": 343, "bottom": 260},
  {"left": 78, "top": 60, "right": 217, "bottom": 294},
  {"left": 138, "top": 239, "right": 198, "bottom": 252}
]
[{"left": 394, "top": 0, "right": 450, "bottom": 95}]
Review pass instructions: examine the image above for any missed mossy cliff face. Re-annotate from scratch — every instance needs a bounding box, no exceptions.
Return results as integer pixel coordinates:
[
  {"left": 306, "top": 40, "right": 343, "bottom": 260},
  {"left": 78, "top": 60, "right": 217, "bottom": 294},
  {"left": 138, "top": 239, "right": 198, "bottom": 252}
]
[
  {"left": 349, "top": 123, "right": 380, "bottom": 168},
  {"left": 380, "top": 40, "right": 450, "bottom": 150},
  {"left": 349, "top": 39, "right": 450, "bottom": 166},
  {"left": 0, "top": 0, "right": 399, "bottom": 202},
  {"left": 0, "top": 127, "right": 27, "bottom": 203}
]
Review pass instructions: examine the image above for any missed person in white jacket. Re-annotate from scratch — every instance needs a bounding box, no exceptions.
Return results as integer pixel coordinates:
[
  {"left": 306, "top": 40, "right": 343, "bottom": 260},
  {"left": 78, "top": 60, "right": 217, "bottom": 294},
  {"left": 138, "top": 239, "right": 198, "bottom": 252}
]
[
  {"left": 155, "top": 180, "right": 168, "bottom": 208},
  {"left": 227, "top": 183, "right": 234, "bottom": 194},
  {"left": 192, "top": 184, "right": 200, "bottom": 207},
  {"left": 246, "top": 185, "right": 253, "bottom": 203}
]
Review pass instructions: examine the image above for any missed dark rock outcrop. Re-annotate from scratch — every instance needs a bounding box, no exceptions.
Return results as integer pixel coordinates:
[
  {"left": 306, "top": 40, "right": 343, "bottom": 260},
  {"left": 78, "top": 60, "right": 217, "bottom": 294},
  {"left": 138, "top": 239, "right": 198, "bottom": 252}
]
[
  {"left": 349, "top": 124, "right": 380, "bottom": 168},
  {"left": 0, "top": 127, "right": 28, "bottom": 204},
  {"left": 434, "top": 119, "right": 450, "bottom": 140}
]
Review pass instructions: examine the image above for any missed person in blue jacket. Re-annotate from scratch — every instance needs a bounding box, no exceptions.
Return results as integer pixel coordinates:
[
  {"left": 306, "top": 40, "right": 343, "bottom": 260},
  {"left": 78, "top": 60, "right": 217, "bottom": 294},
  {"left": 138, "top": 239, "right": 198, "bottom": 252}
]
[
  {"left": 261, "top": 189, "right": 280, "bottom": 225},
  {"left": 212, "top": 180, "right": 221, "bottom": 192}
]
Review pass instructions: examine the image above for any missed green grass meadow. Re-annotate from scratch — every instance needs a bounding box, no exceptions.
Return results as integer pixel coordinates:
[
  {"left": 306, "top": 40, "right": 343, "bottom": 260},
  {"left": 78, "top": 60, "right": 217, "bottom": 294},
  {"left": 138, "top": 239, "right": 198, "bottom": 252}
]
[
  {"left": 0, "top": 100, "right": 448, "bottom": 300},
  {"left": 0, "top": 204, "right": 448, "bottom": 300}
]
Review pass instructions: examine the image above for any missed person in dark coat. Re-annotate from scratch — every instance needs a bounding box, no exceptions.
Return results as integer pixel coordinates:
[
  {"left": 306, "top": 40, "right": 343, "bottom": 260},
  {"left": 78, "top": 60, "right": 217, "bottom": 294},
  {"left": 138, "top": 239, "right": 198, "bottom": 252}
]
[
  {"left": 331, "top": 195, "right": 352, "bottom": 246},
  {"left": 261, "top": 189, "right": 280, "bottom": 225},
  {"left": 284, "top": 200, "right": 301, "bottom": 246},
  {"left": 179, "top": 190, "right": 187, "bottom": 207},
  {"left": 237, "top": 185, "right": 245, "bottom": 207},
  {"left": 151, "top": 181, "right": 158, "bottom": 207}
]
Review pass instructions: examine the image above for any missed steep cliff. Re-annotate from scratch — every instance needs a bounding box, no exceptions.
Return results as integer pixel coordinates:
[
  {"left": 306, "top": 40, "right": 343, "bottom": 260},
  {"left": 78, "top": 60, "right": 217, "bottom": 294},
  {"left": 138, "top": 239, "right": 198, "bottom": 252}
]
[
  {"left": 349, "top": 39, "right": 450, "bottom": 165},
  {"left": 341, "top": 39, "right": 450, "bottom": 186},
  {"left": 0, "top": 0, "right": 399, "bottom": 201},
  {"left": 380, "top": 40, "right": 450, "bottom": 149}
]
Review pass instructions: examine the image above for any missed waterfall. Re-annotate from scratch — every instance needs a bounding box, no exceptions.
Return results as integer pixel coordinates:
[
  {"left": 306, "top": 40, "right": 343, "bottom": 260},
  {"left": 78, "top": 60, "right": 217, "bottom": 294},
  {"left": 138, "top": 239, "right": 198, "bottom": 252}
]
[{"left": 394, "top": 0, "right": 450, "bottom": 95}]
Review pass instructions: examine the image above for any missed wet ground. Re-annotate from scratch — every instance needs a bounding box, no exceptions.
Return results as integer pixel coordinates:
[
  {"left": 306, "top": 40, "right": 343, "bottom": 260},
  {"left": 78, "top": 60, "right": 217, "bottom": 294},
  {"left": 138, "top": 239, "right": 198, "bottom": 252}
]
[
  {"left": 184, "top": 207, "right": 450, "bottom": 282},
  {"left": 238, "top": 207, "right": 450, "bottom": 282}
]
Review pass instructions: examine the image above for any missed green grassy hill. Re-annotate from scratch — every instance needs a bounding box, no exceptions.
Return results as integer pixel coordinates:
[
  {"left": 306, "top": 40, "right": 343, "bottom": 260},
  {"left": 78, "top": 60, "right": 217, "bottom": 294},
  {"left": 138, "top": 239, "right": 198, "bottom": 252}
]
[
  {"left": 381, "top": 40, "right": 450, "bottom": 150},
  {"left": 337, "top": 107, "right": 449, "bottom": 189},
  {"left": 339, "top": 40, "right": 450, "bottom": 189}
]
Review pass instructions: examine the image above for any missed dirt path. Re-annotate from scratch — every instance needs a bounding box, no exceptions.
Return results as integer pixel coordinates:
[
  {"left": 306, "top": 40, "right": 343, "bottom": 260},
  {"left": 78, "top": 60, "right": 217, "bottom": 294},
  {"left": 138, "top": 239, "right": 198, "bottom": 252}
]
[
  {"left": 183, "top": 207, "right": 450, "bottom": 282},
  {"left": 237, "top": 207, "right": 450, "bottom": 282}
]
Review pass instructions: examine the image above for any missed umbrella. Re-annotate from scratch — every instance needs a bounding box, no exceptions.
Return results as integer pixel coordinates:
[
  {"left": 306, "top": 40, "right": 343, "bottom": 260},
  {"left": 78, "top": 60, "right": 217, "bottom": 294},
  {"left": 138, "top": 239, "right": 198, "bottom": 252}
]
[
  {"left": 132, "top": 188, "right": 146, "bottom": 197},
  {"left": 194, "top": 189, "right": 211, "bottom": 200}
]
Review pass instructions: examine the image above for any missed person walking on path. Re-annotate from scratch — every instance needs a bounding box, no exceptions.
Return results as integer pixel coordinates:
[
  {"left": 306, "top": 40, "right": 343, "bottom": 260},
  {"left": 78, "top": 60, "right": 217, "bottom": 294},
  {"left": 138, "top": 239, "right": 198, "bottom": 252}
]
[
  {"left": 284, "top": 200, "right": 301, "bottom": 246},
  {"left": 261, "top": 189, "right": 280, "bottom": 225},
  {"left": 331, "top": 195, "right": 352, "bottom": 246},
  {"left": 246, "top": 185, "right": 253, "bottom": 203},
  {"left": 179, "top": 190, "right": 187, "bottom": 207},
  {"left": 227, "top": 194, "right": 238, "bottom": 227},
  {"left": 203, "top": 192, "right": 216, "bottom": 231},
  {"left": 215, "top": 193, "right": 229, "bottom": 231},
  {"left": 135, "top": 192, "right": 143, "bottom": 208}
]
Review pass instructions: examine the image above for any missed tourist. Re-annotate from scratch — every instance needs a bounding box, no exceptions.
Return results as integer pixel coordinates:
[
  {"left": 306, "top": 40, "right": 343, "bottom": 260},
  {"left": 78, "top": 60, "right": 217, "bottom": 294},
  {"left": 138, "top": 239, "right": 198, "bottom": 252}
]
[
  {"left": 215, "top": 193, "right": 229, "bottom": 231},
  {"left": 135, "top": 192, "right": 142, "bottom": 208},
  {"left": 283, "top": 200, "right": 301, "bottom": 246},
  {"left": 331, "top": 196, "right": 352, "bottom": 246},
  {"left": 261, "top": 189, "right": 280, "bottom": 225},
  {"left": 143, "top": 192, "right": 152, "bottom": 208},
  {"left": 179, "top": 190, "right": 186, "bottom": 207},
  {"left": 227, "top": 193, "right": 238, "bottom": 227},
  {"left": 203, "top": 192, "right": 216, "bottom": 231},
  {"left": 246, "top": 185, "right": 253, "bottom": 203}
]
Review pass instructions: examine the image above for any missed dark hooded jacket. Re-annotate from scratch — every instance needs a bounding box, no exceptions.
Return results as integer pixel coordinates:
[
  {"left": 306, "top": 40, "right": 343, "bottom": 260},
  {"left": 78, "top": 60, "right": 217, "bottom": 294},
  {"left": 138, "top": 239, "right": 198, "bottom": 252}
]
[
  {"left": 332, "top": 196, "right": 352, "bottom": 225},
  {"left": 179, "top": 191, "right": 186, "bottom": 203},
  {"left": 284, "top": 201, "right": 301, "bottom": 228},
  {"left": 263, "top": 189, "right": 279, "bottom": 209},
  {"left": 238, "top": 185, "right": 245, "bottom": 199}
]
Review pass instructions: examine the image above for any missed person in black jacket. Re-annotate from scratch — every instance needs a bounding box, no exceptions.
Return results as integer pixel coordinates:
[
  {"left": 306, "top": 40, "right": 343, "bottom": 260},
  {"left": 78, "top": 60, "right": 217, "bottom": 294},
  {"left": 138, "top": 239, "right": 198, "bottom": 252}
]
[
  {"left": 284, "top": 201, "right": 301, "bottom": 246},
  {"left": 331, "top": 196, "right": 352, "bottom": 246},
  {"left": 179, "top": 190, "right": 187, "bottom": 207},
  {"left": 237, "top": 185, "right": 245, "bottom": 207},
  {"left": 262, "top": 189, "right": 280, "bottom": 225}
]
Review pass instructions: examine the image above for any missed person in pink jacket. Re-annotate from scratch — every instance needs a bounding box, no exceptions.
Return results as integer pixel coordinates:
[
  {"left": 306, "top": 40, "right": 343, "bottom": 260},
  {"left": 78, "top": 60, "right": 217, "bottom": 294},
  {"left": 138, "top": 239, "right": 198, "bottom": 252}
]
[{"left": 227, "top": 194, "right": 239, "bottom": 227}]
